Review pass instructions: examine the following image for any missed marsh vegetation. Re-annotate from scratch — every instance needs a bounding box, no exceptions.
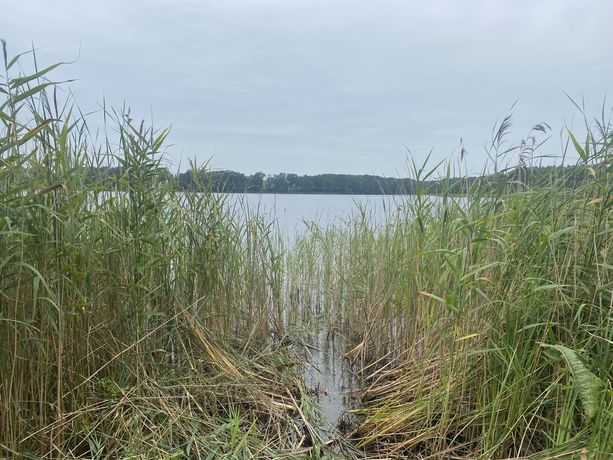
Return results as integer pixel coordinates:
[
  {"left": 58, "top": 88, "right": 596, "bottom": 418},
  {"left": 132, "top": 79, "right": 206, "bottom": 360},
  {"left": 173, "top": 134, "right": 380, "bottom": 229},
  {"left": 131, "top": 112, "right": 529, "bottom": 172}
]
[{"left": 1, "top": 45, "right": 612, "bottom": 459}]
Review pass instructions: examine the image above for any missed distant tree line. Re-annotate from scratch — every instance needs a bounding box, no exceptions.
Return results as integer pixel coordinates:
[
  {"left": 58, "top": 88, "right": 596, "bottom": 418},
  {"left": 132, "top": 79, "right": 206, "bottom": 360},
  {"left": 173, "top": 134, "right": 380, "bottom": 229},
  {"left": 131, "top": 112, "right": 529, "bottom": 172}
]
[
  {"left": 86, "top": 164, "right": 591, "bottom": 195},
  {"left": 176, "top": 171, "right": 419, "bottom": 194},
  {"left": 176, "top": 164, "right": 591, "bottom": 194}
]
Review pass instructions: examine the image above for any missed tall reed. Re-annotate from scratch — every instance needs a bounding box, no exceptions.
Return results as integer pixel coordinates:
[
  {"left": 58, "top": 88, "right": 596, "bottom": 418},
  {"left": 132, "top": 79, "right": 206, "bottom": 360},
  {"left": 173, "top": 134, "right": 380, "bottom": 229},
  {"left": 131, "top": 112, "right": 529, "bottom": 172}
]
[
  {"left": 0, "top": 44, "right": 320, "bottom": 459},
  {"left": 2, "top": 42, "right": 611, "bottom": 459},
  {"left": 288, "top": 116, "right": 612, "bottom": 458}
]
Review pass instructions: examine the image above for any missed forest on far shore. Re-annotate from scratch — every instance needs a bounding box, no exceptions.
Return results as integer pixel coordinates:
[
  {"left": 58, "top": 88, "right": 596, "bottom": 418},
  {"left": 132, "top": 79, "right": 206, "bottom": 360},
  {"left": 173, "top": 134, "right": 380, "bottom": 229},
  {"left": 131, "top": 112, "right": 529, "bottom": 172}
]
[{"left": 89, "top": 164, "right": 590, "bottom": 195}]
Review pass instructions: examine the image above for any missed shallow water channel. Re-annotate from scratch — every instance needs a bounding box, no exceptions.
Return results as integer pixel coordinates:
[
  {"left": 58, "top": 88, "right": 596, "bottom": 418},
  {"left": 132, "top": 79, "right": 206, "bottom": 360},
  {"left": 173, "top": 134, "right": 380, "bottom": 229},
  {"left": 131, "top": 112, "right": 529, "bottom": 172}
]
[{"left": 302, "top": 327, "right": 359, "bottom": 439}]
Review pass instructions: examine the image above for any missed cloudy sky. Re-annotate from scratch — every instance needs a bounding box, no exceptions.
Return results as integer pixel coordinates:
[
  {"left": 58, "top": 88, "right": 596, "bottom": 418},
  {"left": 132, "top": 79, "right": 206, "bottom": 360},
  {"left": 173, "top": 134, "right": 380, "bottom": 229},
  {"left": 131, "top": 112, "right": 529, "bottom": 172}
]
[{"left": 3, "top": 0, "right": 612, "bottom": 175}]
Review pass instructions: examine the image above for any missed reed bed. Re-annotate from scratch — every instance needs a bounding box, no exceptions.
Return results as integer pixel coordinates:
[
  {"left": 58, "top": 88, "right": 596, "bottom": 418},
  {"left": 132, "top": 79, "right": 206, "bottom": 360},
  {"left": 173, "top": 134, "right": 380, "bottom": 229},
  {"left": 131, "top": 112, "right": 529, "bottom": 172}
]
[
  {"left": 2, "top": 43, "right": 612, "bottom": 459},
  {"left": 288, "top": 122, "right": 612, "bottom": 457},
  {"left": 0, "top": 44, "right": 344, "bottom": 459}
]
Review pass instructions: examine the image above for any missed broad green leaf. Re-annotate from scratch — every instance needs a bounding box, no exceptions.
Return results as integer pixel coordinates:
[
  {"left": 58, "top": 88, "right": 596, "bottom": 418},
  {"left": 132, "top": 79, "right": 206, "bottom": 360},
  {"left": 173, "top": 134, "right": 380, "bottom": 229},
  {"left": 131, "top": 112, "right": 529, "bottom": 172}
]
[
  {"left": 0, "top": 120, "right": 53, "bottom": 154},
  {"left": 12, "top": 82, "right": 54, "bottom": 104},
  {"left": 540, "top": 343, "right": 604, "bottom": 419},
  {"left": 567, "top": 128, "right": 588, "bottom": 163},
  {"left": 548, "top": 226, "right": 575, "bottom": 242},
  {"left": 10, "top": 62, "right": 64, "bottom": 88},
  {"left": 533, "top": 283, "right": 566, "bottom": 292},
  {"left": 17, "top": 120, "right": 53, "bottom": 145},
  {"left": 418, "top": 290, "right": 447, "bottom": 305},
  {"left": 0, "top": 109, "right": 11, "bottom": 123},
  {"left": 6, "top": 49, "right": 32, "bottom": 70}
]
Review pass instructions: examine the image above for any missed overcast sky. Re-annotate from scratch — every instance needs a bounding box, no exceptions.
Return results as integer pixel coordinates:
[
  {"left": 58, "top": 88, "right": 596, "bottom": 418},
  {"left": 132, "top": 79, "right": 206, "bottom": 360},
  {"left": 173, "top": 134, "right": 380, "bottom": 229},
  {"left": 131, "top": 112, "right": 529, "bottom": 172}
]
[{"left": 3, "top": 0, "right": 612, "bottom": 175}]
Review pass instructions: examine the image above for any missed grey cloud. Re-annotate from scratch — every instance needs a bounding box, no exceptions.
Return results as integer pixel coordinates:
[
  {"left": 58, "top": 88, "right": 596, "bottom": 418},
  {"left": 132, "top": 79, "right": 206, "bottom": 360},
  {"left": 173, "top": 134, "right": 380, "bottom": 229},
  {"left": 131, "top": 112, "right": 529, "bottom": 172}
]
[{"left": 2, "top": 0, "right": 612, "bottom": 175}]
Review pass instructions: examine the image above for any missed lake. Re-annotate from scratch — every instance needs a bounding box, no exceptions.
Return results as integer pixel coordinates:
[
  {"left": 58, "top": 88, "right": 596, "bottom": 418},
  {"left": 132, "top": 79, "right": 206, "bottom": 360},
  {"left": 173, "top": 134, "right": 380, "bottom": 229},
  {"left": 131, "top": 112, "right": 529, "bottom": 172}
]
[
  {"left": 223, "top": 193, "right": 416, "bottom": 431},
  {"left": 224, "top": 193, "right": 413, "bottom": 237}
]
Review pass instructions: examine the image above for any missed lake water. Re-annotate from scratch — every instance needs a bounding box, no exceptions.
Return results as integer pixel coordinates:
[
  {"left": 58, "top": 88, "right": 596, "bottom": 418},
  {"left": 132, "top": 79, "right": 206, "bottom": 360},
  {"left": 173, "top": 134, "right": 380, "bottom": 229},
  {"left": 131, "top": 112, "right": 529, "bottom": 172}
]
[
  {"left": 302, "top": 328, "right": 359, "bottom": 439},
  {"left": 224, "top": 193, "right": 411, "bottom": 237},
  {"left": 223, "top": 193, "right": 410, "bottom": 433},
  {"left": 223, "top": 193, "right": 448, "bottom": 436}
]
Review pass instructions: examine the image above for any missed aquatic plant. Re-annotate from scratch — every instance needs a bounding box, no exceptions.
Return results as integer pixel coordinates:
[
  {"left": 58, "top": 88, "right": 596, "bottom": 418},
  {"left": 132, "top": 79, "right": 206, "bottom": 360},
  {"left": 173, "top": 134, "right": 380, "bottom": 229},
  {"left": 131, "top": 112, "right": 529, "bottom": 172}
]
[
  {"left": 289, "top": 109, "right": 612, "bottom": 458},
  {"left": 0, "top": 42, "right": 333, "bottom": 459}
]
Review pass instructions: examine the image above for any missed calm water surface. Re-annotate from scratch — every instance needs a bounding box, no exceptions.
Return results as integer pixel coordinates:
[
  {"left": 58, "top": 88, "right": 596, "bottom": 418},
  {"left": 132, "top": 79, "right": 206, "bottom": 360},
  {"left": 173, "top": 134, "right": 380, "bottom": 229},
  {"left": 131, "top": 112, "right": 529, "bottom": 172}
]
[
  {"left": 224, "top": 193, "right": 438, "bottom": 434},
  {"left": 225, "top": 193, "right": 411, "bottom": 237},
  {"left": 225, "top": 193, "right": 404, "bottom": 431}
]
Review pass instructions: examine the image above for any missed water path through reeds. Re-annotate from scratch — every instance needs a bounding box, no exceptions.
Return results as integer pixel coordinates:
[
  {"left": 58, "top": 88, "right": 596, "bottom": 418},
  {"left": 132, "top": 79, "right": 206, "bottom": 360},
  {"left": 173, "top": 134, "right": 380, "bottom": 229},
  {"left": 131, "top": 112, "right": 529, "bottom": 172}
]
[{"left": 302, "top": 327, "right": 359, "bottom": 439}]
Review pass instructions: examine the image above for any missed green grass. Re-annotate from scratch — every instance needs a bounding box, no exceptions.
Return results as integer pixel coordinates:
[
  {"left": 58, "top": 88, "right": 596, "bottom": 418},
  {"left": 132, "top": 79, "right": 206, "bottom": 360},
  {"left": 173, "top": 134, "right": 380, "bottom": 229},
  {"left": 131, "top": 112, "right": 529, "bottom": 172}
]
[{"left": 1, "top": 43, "right": 611, "bottom": 459}]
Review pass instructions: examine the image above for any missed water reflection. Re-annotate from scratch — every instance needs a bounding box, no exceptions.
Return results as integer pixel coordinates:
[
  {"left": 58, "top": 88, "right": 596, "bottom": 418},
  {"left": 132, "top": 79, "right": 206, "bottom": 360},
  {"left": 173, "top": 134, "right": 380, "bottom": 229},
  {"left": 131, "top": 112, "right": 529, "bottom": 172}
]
[{"left": 302, "top": 328, "right": 358, "bottom": 435}]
